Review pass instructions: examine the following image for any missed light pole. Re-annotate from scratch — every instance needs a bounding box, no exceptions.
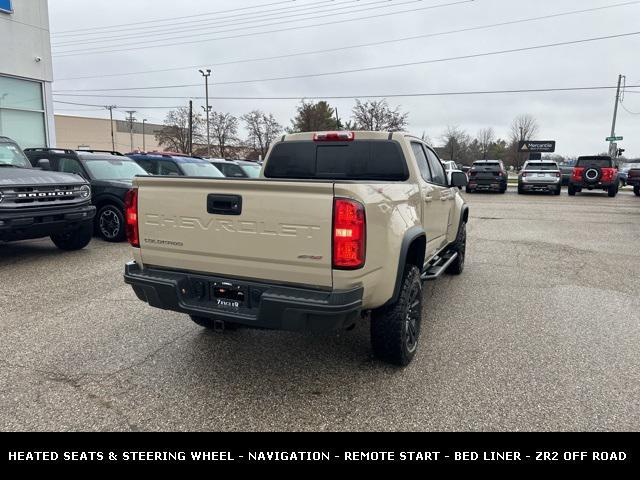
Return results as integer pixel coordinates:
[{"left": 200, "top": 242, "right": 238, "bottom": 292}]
[
  {"left": 142, "top": 119, "right": 147, "bottom": 152},
  {"left": 199, "top": 69, "right": 212, "bottom": 157},
  {"left": 126, "top": 111, "right": 136, "bottom": 152},
  {"left": 105, "top": 105, "right": 117, "bottom": 151}
]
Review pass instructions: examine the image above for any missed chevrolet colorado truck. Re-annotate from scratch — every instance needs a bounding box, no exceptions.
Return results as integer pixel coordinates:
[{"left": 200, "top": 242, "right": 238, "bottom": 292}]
[
  {"left": 124, "top": 131, "right": 469, "bottom": 366},
  {"left": 0, "top": 137, "right": 94, "bottom": 250}
]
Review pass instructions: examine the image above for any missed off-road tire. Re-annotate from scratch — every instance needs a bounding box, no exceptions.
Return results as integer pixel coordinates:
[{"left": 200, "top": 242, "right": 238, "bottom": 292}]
[
  {"left": 50, "top": 222, "right": 93, "bottom": 251},
  {"left": 370, "top": 265, "right": 423, "bottom": 367},
  {"left": 465, "top": 186, "right": 474, "bottom": 194},
  {"left": 97, "top": 204, "right": 126, "bottom": 242},
  {"left": 554, "top": 186, "right": 562, "bottom": 196},
  {"left": 608, "top": 184, "right": 619, "bottom": 198},
  {"left": 634, "top": 185, "right": 640, "bottom": 196},
  {"left": 568, "top": 185, "right": 577, "bottom": 196},
  {"left": 190, "top": 315, "right": 239, "bottom": 331},
  {"left": 446, "top": 222, "right": 466, "bottom": 275},
  {"left": 517, "top": 185, "right": 524, "bottom": 195}
]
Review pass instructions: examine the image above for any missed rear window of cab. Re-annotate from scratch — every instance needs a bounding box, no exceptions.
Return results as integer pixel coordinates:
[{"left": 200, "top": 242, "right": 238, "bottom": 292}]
[
  {"left": 525, "top": 163, "right": 558, "bottom": 170},
  {"left": 264, "top": 140, "right": 409, "bottom": 181}
]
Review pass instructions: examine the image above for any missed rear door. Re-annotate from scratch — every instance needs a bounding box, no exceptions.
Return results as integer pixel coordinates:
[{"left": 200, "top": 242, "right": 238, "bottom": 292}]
[
  {"left": 410, "top": 142, "right": 449, "bottom": 255},
  {"left": 136, "top": 177, "right": 335, "bottom": 288}
]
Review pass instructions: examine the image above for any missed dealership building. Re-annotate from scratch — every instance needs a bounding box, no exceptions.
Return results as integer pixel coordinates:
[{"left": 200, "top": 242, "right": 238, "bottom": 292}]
[{"left": 0, "top": 0, "right": 55, "bottom": 148}]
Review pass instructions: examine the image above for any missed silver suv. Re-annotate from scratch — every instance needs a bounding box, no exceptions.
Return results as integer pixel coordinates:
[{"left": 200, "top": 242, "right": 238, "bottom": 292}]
[{"left": 518, "top": 160, "right": 562, "bottom": 195}]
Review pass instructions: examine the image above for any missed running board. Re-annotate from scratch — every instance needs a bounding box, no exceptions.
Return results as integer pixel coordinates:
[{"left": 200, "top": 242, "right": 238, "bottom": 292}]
[{"left": 421, "top": 252, "right": 458, "bottom": 281}]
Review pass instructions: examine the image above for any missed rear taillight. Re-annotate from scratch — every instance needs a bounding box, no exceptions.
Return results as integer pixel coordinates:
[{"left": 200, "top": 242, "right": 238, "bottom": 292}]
[
  {"left": 555, "top": 172, "right": 561, "bottom": 178},
  {"left": 470, "top": 171, "right": 477, "bottom": 176},
  {"left": 314, "top": 131, "right": 355, "bottom": 142},
  {"left": 572, "top": 167, "right": 585, "bottom": 181},
  {"left": 333, "top": 198, "right": 366, "bottom": 269},
  {"left": 521, "top": 172, "right": 528, "bottom": 178},
  {"left": 601, "top": 167, "right": 615, "bottom": 182},
  {"left": 124, "top": 188, "right": 139, "bottom": 248}
]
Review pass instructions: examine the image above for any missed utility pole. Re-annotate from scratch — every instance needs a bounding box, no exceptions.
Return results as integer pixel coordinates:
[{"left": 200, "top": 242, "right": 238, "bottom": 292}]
[
  {"left": 188, "top": 100, "right": 193, "bottom": 156},
  {"left": 105, "top": 105, "right": 117, "bottom": 151},
  {"left": 609, "top": 74, "right": 625, "bottom": 157},
  {"left": 142, "top": 119, "right": 147, "bottom": 152},
  {"left": 199, "top": 69, "right": 212, "bottom": 157},
  {"left": 126, "top": 111, "right": 136, "bottom": 152}
]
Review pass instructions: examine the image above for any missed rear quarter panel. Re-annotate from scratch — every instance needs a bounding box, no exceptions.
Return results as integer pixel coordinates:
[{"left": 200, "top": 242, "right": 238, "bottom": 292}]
[{"left": 333, "top": 182, "right": 421, "bottom": 309}]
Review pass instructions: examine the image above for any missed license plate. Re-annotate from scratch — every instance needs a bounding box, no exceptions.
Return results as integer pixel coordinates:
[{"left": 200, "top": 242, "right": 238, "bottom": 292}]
[{"left": 212, "top": 282, "right": 246, "bottom": 309}]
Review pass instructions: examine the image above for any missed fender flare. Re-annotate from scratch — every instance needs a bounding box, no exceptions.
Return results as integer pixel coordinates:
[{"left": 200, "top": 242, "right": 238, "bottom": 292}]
[
  {"left": 456, "top": 205, "right": 470, "bottom": 237},
  {"left": 386, "top": 226, "right": 427, "bottom": 306}
]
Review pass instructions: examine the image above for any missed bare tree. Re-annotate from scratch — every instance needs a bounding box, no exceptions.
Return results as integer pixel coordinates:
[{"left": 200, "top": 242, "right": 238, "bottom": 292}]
[
  {"left": 477, "top": 127, "right": 495, "bottom": 160},
  {"left": 242, "top": 110, "right": 283, "bottom": 159},
  {"left": 210, "top": 111, "right": 239, "bottom": 158},
  {"left": 510, "top": 114, "right": 540, "bottom": 169},
  {"left": 351, "top": 99, "right": 409, "bottom": 132},
  {"left": 510, "top": 114, "right": 539, "bottom": 143},
  {"left": 441, "top": 125, "right": 470, "bottom": 162},
  {"left": 156, "top": 107, "right": 203, "bottom": 153}
]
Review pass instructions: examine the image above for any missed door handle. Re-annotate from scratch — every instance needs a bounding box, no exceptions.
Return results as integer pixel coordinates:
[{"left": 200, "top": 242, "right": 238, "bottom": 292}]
[
  {"left": 424, "top": 195, "right": 433, "bottom": 202},
  {"left": 207, "top": 194, "right": 243, "bottom": 215}
]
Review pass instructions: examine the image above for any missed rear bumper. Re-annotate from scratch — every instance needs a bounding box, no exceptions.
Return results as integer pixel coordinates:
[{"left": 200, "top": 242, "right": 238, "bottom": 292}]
[
  {"left": 569, "top": 180, "right": 616, "bottom": 190},
  {"left": 124, "top": 262, "right": 363, "bottom": 332},
  {"left": 468, "top": 179, "right": 506, "bottom": 190},
  {"left": 519, "top": 181, "right": 559, "bottom": 191},
  {"left": 0, "top": 205, "right": 95, "bottom": 242}
]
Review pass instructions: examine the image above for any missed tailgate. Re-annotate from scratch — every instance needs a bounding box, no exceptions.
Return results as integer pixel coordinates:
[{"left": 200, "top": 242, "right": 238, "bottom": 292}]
[{"left": 134, "top": 177, "right": 335, "bottom": 288}]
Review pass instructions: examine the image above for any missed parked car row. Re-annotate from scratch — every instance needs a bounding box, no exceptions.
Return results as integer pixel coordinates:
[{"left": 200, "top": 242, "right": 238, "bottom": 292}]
[
  {"left": 13, "top": 144, "right": 263, "bottom": 244},
  {"left": 461, "top": 156, "right": 630, "bottom": 198}
]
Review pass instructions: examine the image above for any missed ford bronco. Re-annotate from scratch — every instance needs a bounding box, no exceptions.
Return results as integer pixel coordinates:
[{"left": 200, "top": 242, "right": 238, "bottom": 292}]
[
  {"left": 124, "top": 131, "right": 469, "bottom": 366},
  {"left": 568, "top": 156, "right": 619, "bottom": 197},
  {"left": 0, "top": 137, "right": 94, "bottom": 250}
]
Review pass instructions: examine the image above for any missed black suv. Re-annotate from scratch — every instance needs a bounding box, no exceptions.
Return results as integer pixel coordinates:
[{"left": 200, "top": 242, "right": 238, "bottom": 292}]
[
  {"left": 24, "top": 148, "right": 149, "bottom": 242},
  {"left": 568, "top": 156, "right": 619, "bottom": 197},
  {"left": 466, "top": 160, "right": 508, "bottom": 193},
  {"left": 128, "top": 152, "right": 224, "bottom": 177},
  {"left": 0, "top": 137, "right": 94, "bottom": 250}
]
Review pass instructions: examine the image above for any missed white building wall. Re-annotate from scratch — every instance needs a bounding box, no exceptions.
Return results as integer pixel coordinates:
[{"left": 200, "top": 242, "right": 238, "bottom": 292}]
[{"left": 0, "top": 0, "right": 55, "bottom": 146}]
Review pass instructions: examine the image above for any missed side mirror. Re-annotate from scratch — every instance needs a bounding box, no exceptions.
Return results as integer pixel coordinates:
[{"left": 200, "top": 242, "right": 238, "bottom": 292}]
[
  {"left": 450, "top": 171, "right": 468, "bottom": 188},
  {"left": 37, "top": 159, "right": 51, "bottom": 170}
]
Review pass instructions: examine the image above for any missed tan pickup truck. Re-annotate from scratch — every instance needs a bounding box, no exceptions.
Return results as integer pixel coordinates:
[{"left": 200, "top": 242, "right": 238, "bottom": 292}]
[{"left": 124, "top": 131, "right": 469, "bottom": 366}]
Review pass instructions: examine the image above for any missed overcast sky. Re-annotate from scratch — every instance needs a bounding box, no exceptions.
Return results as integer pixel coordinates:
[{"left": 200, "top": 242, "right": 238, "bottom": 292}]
[{"left": 48, "top": 0, "right": 640, "bottom": 157}]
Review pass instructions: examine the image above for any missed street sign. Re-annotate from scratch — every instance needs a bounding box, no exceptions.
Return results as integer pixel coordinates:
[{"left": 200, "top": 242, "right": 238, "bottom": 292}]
[
  {"left": 518, "top": 141, "right": 556, "bottom": 153},
  {"left": 0, "top": 0, "right": 12, "bottom": 14},
  {"left": 606, "top": 136, "right": 623, "bottom": 142}
]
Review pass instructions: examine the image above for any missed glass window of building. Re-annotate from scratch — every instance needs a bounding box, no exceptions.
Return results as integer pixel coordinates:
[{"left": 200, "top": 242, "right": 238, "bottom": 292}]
[{"left": 0, "top": 76, "right": 47, "bottom": 148}]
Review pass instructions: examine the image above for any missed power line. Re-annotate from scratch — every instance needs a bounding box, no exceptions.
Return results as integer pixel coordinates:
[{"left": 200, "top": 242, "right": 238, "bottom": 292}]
[
  {"left": 51, "top": 0, "right": 295, "bottom": 35},
  {"left": 52, "top": 0, "right": 474, "bottom": 57},
  {"left": 53, "top": 100, "right": 186, "bottom": 109},
  {"left": 52, "top": 31, "right": 640, "bottom": 93},
  {"left": 52, "top": 84, "right": 640, "bottom": 103},
  {"left": 620, "top": 102, "right": 640, "bottom": 114},
  {"left": 52, "top": 0, "right": 367, "bottom": 46},
  {"left": 53, "top": 1, "right": 640, "bottom": 82}
]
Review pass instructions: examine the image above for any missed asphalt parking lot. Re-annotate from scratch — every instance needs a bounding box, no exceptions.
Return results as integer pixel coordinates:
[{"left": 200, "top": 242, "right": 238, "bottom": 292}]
[{"left": 1, "top": 188, "right": 639, "bottom": 432}]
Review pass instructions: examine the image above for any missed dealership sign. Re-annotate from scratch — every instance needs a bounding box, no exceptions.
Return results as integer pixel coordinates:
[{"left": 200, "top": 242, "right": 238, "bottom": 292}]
[
  {"left": 518, "top": 141, "right": 556, "bottom": 153},
  {"left": 0, "top": 0, "right": 12, "bottom": 14}
]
